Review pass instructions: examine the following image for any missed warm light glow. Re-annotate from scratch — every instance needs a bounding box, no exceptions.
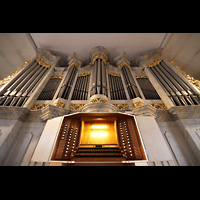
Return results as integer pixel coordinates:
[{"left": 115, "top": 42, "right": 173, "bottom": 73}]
[
  {"left": 91, "top": 125, "right": 107, "bottom": 129},
  {"left": 91, "top": 132, "right": 108, "bottom": 137}
]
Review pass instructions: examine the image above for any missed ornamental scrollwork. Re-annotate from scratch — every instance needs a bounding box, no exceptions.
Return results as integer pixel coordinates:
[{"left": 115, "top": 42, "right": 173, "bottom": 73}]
[
  {"left": 146, "top": 56, "right": 163, "bottom": 68},
  {"left": 135, "top": 75, "right": 148, "bottom": 79},
  {"left": 35, "top": 56, "right": 53, "bottom": 68},
  {"left": 112, "top": 103, "right": 130, "bottom": 110},
  {"left": 90, "top": 98, "right": 108, "bottom": 103},
  {"left": 50, "top": 75, "right": 64, "bottom": 79},
  {"left": 149, "top": 103, "right": 168, "bottom": 110},
  {"left": 119, "top": 61, "right": 130, "bottom": 69},
  {"left": 108, "top": 71, "right": 120, "bottom": 77},
  {"left": 53, "top": 101, "right": 66, "bottom": 108},
  {"left": 30, "top": 104, "right": 48, "bottom": 110},
  {"left": 132, "top": 101, "right": 145, "bottom": 108},
  {"left": 78, "top": 71, "right": 91, "bottom": 77},
  {"left": 68, "top": 103, "right": 86, "bottom": 111}
]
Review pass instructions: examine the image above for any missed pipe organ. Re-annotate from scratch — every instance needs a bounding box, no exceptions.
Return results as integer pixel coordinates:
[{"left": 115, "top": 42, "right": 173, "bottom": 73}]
[
  {"left": 108, "top": 71, "right": 127, "bottom": 100},
  {"left": 147, "top": 57, "right": 200, "bottom": 106},
  {"left": 1, "top": 46, "right": 200, "bottom": 111},
  {"left": 0, "top": 59, "right": 50, "bottom": 107},
  {"left": 1, "top": 46, "right": 200, "bottom": 166},
  {"left": 121, "top": 65, "right": 141, "bottom": 99},
  {"left": 57, "top": 64, "right": 78, "bottom": 99}
]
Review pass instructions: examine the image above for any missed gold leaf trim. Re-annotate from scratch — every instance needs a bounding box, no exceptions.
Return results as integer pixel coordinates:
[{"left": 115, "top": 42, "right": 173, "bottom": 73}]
[
  {"left": 146, "top": 56, "right": 163, "bottom": 68},
  {"left": 30, "top": 104, "right": 48, "bottom": 110},
  {"left": 53, "top": 101, "right": 66, "bottom": 108},
  {"left": 78, "top": 71, "right": 91, "bottom": 77},
  {"left": 68, "top": 103, "right": 85, "bottom": 110},
  {"left": 135, "top": 75, "right": 148, "bottom": 79},
  {"left": 68, "top": 62, "right": 80, "bottom": 69},
  {"left": 132, "top": 101, "right": 145, "bottom": 108},
  {"left": 35, "top": 56, "right": 53, "bottom": 68},
  {"left": 91, "top": 55, "right": 107, "bottom": 65},
  {"left": 90, "top": 98, "right": 108, "bottom": 103},
  {"left": 50, "top": 75, "right": 64, "bottom": 79},
  {"left": 119, "top": 62, "right": 130, "bottom": 69},
  {"left": 108, "top": 71, "right": 121, "bottom": 77},
  {"left": 149, "top": 103, "right": 168, "bottom": 110},
  {"left": 112, "top": 103, "right": 130, "bottom": 110}
]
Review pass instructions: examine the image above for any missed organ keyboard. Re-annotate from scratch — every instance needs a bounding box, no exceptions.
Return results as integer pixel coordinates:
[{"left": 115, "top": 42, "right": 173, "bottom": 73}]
[{"left": 51, "top": 113, "right": 147, "bottom": 163}]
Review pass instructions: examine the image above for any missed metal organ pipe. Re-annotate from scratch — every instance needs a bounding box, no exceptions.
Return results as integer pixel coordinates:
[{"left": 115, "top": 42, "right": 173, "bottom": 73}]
[
  {"left": 153, "top": 66, "right": 183, "bottom": 106},
  {"left": 90, "top": 60, "right": 97, "bottom": 96},
  {"left": 58, "top": 65, "right": 78, "bottom": 100},
  {"left": 97, "top": 58, "right": 101, "bottom": 94},
  {"left": 150, "top": 67, "right": 177, "bottom": 106},
  {"left": 102, "top": 61, "right": 107, "bottom": 96},
  {"left": 157, "top": 63, "right": 190, "bottom": 106},
  {"left": 23, "top": 67, "right": 48, "bottom": 97},
  {"left": 57, "top": 65, "right": 75, "bottom": 99},
  {"left": 121, "top": 66, "right": 140, "bottom": 99},
  {"left": 90, "top": 58, "right": 108, "bottom": 97},
  {"left": 0, "top": 59, "right": 52, "bottom": 107},
  {"left": 4, "top": 61, "right": 38, "bottom": 96},
  {"left": 160, "top": 61, "right": 200, "bottom": 105},
  {"left": 149, "top": 61, "right": 200, "bottom": 106}
]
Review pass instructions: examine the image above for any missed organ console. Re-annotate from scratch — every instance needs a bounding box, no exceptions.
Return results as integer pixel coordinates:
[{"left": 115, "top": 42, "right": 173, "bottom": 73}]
[{"left": 51, "top": 112, "right": 147, "bottom": 163}]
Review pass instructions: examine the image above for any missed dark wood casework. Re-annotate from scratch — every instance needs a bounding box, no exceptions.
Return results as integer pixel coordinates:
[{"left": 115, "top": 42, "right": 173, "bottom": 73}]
[{"left": 51, "top": 113, "right": 147, "bottom": 163}]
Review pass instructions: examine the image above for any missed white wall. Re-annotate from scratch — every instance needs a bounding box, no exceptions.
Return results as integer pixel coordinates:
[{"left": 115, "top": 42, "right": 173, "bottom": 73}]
[
  {"left": 0, "top": 33, "right": 36, "bottom": 80},
  {"left": 162, "top": 33, "right": 200, "bottom": 80}
]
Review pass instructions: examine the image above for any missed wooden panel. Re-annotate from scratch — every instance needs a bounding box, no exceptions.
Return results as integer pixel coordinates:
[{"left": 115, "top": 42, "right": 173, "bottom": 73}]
[
  {"left": 52, "top": 118, "right": 81, "bottom": 161},
  {"left": 117, "top": 117, "right": 145, "bottom": 160}
]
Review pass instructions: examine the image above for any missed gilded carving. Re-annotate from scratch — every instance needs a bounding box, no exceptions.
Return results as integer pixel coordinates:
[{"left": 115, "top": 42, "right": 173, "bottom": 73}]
[
  {"left": 112, "top": 103, "right": 130, "bottom": 110},
  {"left": 119, "top": 62, "right": 130, "bottom": 69},
  {"left": 135, "top": 75, "right": 148, "bottom": 79},
  {"left": 166, "top": 59, "right": 200, "bottom": 91},
  {"left": 35, "top": 56, "right": 53, "bottom": 68},
  {"left": 30, "top": 104, "right": 48, "bottom": 110},
  {"left": 146, "top": 56, "right": 163, "bottom": 68},
  {"left": 108, "top": 71, "right": 121, "bottom": 77},
  {"left": 89, "top": 46, "right": 110, "bottom": 66},
  {"left": 136, "top": 48, "right": 162, "bottom": 66},
  {"left": 132, "top": 101, "right": 145, "bottom": 108},
  {"left": 91, "top": 55, "right": 107, "bottom": 65},
  {"left": 68, "top": 103, "right": 85, "bottom": 111},
  {"left": 90, "top": 98, "right": 108, "bottom": 103},
  {"left": 0, "top": 59, "right": 32, "bottom": 89},
  {"left": 78, "top": 71, "right": 91, "bottom": 77},
  {"left": 53, "top": 101, "right": 66, "bottom": 108},
  {"left": 50, "top": 75, "right": 64, "bottom": 79},
  {"left": 68, "top": 62, "right": 80, "bottom": 69},
  {"left": 149, "top": 103, "right": 168, "bottom": 110}
]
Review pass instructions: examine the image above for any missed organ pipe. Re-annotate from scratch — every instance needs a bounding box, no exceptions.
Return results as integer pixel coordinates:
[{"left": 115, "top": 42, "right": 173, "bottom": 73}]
[
  {"left": 149, "top": 60, "right": 200, "bottom": 106},
  {"left": 121, "top": 66, "right": 140, "bottom": 99},
  {"left": 90, "top": 58, "right": 108, "bottom": 97},
  {"left": 0, "top": 59, "right": 52, "bottom": 107}
]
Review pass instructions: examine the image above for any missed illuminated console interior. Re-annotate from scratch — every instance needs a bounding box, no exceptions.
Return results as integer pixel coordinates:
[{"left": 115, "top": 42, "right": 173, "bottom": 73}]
[
  {"left": 80, "top": 119, "right": 118, "bottom": 146},
  {"left": 51, "top": 113, "right": 147, "bottom": 164}
]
